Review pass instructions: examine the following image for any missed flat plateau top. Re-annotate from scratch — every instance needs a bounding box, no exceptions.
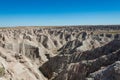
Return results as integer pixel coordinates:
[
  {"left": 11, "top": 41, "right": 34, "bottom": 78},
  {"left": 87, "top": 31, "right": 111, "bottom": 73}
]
[{"left": 0, "top": 25, "right": 120, "bottom": 29}]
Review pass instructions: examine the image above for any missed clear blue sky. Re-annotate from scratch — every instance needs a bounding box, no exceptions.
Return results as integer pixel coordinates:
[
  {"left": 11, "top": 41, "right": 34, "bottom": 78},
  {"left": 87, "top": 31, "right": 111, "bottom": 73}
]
[{"left": 0, "top": 0, "right": 120, "bottom": 26}]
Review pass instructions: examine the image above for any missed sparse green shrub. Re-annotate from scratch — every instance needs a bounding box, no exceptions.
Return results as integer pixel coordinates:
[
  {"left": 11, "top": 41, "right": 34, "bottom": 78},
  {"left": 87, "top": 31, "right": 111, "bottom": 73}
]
[{"left": 0, "top": 67, "right": 5, "bottom": 77}]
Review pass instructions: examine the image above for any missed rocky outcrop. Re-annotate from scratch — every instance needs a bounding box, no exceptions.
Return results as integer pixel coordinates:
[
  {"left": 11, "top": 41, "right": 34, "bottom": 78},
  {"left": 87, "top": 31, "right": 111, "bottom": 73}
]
[
  {"left": 39, "top": 25, "right": 120, "bottom": 80},
  {"left": 0, "top": 47, "right": 47, "bottom": 80},
  {"left": 88, "top": 61, "right": 120, "bottom": 80},
  {"left": 0, "top": 25, "right": 120, "bottom": 80}
]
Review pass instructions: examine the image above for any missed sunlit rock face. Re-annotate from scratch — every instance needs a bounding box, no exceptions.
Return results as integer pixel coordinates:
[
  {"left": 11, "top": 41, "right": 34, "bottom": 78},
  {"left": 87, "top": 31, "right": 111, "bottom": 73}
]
[{"left": 0, "top": 25, "right": 120, "bottom": 80}]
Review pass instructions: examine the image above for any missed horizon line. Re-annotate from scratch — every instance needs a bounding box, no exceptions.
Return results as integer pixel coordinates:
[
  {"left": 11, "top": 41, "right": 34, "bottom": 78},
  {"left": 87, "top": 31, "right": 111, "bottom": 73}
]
[{"left": 0, "top": 24, "right": 120, "bottom": 28}]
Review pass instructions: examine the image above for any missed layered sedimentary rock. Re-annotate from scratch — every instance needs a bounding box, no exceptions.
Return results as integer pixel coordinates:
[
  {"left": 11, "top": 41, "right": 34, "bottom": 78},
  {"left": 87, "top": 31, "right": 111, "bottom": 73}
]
[{"left": 0, "top": 25, "right": 120, "bottom": 80}]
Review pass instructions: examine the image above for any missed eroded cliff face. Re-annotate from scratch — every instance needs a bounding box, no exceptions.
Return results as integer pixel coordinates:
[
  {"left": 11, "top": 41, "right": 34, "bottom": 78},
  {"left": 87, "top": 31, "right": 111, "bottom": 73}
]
[{"left": 0, "top": 26, "right": 120, "bottom": 80}]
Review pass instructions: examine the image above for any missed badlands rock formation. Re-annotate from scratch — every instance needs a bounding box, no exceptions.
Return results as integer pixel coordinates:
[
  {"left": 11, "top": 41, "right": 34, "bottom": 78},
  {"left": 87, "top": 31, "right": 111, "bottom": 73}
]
[{"left": 0, "top": 25, "right": 120, "bottom": 80}]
